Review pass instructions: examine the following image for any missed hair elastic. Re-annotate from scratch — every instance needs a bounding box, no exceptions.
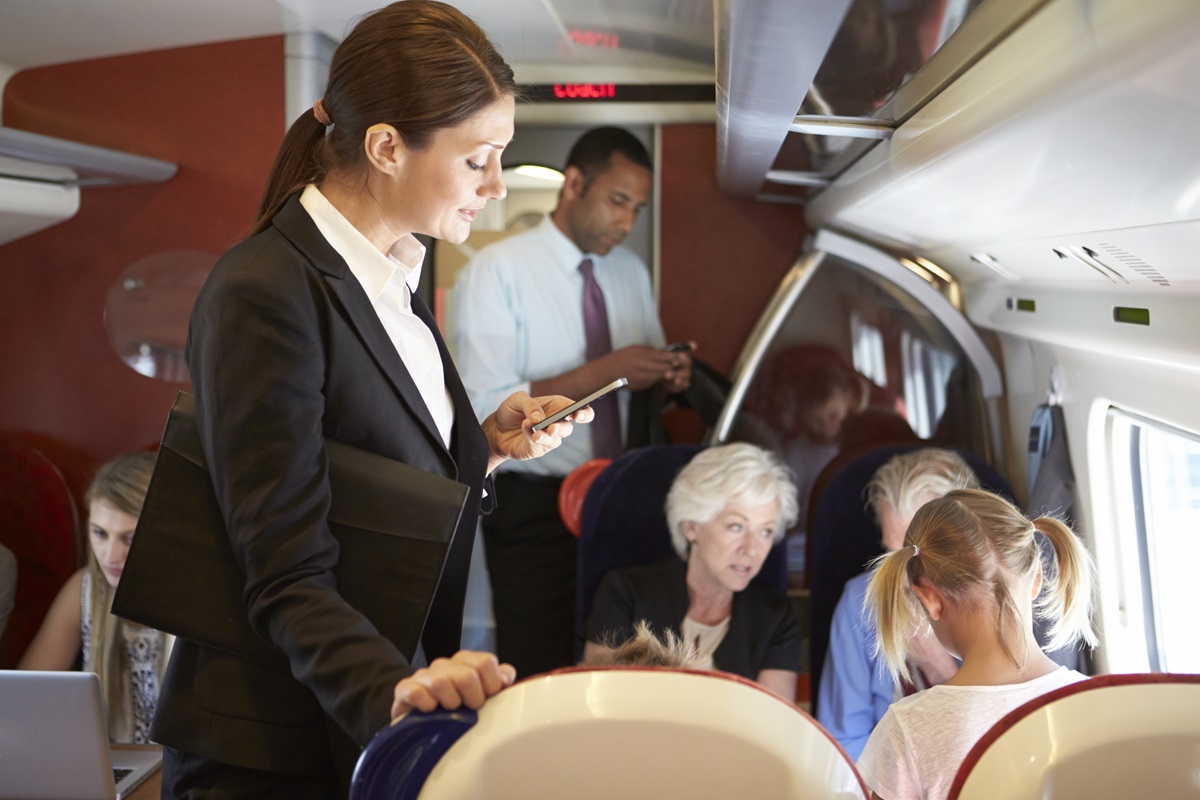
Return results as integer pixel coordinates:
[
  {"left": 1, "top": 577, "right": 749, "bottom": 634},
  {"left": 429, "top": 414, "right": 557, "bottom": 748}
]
[
  {"left": 313, "top": 98, "right": 332, "bottom": 126},
  {"left": 911, "top": 544, "right": 920, "bottom": 557}
]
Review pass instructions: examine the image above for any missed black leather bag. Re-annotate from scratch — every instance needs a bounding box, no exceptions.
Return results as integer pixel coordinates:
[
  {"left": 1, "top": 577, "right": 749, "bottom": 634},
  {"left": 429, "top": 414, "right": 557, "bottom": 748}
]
[{"left": 112, "top": 391, "right": 469, "bottom": 667}]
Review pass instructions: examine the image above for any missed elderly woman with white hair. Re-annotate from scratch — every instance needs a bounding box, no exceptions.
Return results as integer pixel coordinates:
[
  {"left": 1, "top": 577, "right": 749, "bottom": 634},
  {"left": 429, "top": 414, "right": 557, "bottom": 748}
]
[{"left": 582, "top": 443, "right": 802, "bottom": 701}]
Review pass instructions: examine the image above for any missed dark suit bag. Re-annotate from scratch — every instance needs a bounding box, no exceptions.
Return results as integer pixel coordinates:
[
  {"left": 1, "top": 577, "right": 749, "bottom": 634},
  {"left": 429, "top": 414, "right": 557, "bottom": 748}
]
[{"left": 113, "top": 391, "right": 469, "bottom": 667}]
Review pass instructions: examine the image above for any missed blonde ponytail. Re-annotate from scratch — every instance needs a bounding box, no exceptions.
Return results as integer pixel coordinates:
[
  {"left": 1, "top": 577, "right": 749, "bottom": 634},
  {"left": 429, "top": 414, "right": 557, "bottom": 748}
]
[
  {"left": 865, "top": 545, "right": 924, "bottom": 685},
  {"left": 1033, "top": 517, "right": 1098, "bottom": 651}
]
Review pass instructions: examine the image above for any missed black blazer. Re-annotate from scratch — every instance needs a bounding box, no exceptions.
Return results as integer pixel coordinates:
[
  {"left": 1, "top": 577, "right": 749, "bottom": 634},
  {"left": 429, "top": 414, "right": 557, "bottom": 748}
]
[
  {"left": 583, "top": 558, "right": 802, "bottom": 680},
  {"left": 151, "top": 196, "right": 493, "bottom": 783}
]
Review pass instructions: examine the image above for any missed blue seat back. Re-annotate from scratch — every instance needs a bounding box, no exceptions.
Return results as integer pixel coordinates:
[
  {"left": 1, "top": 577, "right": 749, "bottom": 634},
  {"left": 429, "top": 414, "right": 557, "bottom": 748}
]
[{"left": 350, "top": 709, "right": 477, "bottom": 800}]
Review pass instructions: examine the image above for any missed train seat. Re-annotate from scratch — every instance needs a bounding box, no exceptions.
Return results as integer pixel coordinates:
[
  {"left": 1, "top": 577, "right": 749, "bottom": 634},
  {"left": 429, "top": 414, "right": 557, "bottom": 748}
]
[
  {"left": 948, "top": 673, "right": 1200, "bottom": 800},
  {"left": 350, "top": 667, "right": 869, "bottom": 800},
  {"left": 0, "top": 434, "right": 79, "bottom": 666},
  {"left": 556, "top": 457, "right": 611, "bottom": 537}
]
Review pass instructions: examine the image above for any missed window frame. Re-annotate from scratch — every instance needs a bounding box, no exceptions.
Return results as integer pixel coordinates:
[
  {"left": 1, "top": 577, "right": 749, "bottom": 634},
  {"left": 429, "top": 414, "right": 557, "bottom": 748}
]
[{"left": 1107, "top": 406, "right": 1200, "bottom": 672}]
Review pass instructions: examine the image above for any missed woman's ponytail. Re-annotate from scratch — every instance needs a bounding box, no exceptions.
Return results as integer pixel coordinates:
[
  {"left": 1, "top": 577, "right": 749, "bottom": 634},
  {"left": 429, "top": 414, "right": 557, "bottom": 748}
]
[
  {"left": 249, "top": 108, "right": 330, "bottom": 237},
  {"left": 1033, "top": 517, "right": 1098, "bottom": 651},
  {"left": 245, "top": 1, "right": 518, "bottom": 240},
  {"left": 865, "top": 544, "right": 924, "bottom": 685}
]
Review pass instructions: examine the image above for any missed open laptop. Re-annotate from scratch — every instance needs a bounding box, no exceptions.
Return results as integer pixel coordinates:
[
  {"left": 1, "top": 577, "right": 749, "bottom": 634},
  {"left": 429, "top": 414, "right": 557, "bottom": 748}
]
[{"left": 0, "top": 670, "right": 162, "bottom": 799}]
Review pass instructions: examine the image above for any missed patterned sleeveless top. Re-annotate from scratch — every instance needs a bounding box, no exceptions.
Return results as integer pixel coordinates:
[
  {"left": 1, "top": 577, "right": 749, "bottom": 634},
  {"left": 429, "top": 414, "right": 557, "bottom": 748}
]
[{"left": 80, "top": 571, "right": 166, "bottom": 744}]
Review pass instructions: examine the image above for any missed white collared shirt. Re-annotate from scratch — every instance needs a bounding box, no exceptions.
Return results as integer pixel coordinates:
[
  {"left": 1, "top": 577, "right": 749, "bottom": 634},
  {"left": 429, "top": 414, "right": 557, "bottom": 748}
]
[
  {"left": 454, "top": 214, "right": 665, "bottom": 477},
  {"left": 299, "top": 184, "right": 454, "bottom": 449}
]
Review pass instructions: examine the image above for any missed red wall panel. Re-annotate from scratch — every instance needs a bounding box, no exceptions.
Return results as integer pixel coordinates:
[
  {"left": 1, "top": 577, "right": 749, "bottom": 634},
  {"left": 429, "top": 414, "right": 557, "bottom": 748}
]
[
  {"left": 0, "top": 67, "right": 805, "bottom": 491},
  {"left": 658, "top": 124, "right": 811, "bottom": 440},
  {"left": 0, "top": 37, "right": 283, "bottom": 505},
  {"left": 658, "top": 124, "right": 810, "bottom": 375}
]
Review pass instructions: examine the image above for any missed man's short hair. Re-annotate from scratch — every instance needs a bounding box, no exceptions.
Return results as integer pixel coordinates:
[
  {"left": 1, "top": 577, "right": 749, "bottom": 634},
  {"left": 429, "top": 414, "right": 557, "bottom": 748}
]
[{"left": 565, "top": 126, "right": 652, "bottom": 178}]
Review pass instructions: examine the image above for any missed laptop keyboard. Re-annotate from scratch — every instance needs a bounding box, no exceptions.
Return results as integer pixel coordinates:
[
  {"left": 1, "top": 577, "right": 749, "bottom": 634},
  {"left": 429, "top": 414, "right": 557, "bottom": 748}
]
[{"left": 113, "top": 767, "right": 134, "bottom": 784}]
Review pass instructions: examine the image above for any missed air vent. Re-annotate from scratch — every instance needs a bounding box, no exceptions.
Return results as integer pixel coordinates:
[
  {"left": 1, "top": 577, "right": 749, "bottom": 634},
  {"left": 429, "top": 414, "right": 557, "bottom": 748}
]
[
  {"left": 1052, "top": 243, "right": 1171, "bottom": 287},
  {"left": 1094, "top": 242, "right": 1171, "bottom": 287},
  {"left": 970, "top": 252, "right": 1017, "bottom": 280},
  {"left": 1052, "top": 246, "right": 1126, "bottom": 283}
]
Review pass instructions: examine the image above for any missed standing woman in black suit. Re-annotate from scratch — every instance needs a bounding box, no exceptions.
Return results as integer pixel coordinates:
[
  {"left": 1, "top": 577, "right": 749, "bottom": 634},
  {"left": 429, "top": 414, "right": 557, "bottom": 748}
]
[{"left": 151, "top": 3, "right": 586, "bottom": 797}]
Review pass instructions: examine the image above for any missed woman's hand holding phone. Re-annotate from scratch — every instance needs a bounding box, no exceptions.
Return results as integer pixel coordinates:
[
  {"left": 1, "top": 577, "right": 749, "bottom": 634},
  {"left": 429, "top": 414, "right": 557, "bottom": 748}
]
[
  {"left": 531, "top": 377, "right": 628, "bottom": 433},
  {"left": 482, "top": 382, "right": 626, "bottom": 474},
  {"left": 484, "top": 392, "right": 578, "bottom": 473}
]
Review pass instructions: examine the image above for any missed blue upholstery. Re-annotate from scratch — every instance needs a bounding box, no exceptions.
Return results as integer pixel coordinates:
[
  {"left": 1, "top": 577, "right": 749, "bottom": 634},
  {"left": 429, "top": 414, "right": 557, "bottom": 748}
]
[
  {"left": 350, "top": 709, "right": 477, "bottom": 800},
  {"left": 806, "top": 444, "right": 1013, "bottom": 711},
  {"left": 575, "top": 444, "right": 789, "bottom": 657}
]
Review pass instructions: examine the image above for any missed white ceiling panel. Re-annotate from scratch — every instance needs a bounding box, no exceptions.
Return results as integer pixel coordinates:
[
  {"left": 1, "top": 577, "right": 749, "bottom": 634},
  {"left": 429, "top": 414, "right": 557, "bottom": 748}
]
[{"left": 0, "top": 0, "right": 714, "bottom": 80}]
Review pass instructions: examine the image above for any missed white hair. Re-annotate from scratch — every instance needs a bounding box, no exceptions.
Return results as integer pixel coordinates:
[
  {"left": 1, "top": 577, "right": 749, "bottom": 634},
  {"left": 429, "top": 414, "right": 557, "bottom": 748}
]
[
  {"left": 866, "top": 448, "right": 979, "bottom": 521},
  {"left": 665, "top": 443, "right": 798, "bottom": 560}
]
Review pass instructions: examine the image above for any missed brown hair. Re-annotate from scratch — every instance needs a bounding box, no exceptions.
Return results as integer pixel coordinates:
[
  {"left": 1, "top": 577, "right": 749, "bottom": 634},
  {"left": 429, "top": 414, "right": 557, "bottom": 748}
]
[
  {"left": 251, "top": 0, "right": 517, "bottom": 235},
  {"left": 865, "top": 489, "right": 1097, "bottom": 684}
]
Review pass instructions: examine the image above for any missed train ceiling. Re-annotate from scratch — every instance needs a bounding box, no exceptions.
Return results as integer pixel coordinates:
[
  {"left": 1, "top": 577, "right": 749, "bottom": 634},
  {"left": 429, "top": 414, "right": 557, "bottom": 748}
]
[
  {"left": 6, "top": 0, "right": 1200, "bottom": 289},
  {"left": 0, "top": 1, "right": 1022, "bottom": 206}
]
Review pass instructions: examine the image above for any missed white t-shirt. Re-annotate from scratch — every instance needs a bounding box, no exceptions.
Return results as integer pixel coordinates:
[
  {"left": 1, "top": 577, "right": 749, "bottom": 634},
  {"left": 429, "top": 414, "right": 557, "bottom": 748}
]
[{"left": 857, "top": 666, "right": 1087, "bottom": 800}]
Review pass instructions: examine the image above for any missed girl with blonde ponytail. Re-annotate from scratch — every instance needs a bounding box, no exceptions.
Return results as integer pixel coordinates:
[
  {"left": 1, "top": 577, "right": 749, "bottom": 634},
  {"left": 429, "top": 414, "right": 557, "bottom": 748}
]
[{"left": 857, "top": 489, "right": 1097, "bottom": 800}]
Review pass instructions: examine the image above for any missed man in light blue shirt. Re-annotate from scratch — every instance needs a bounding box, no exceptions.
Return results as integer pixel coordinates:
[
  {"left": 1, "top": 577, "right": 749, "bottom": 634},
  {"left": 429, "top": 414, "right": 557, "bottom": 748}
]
[{"left": 455, "top": 127, "right": 692, "bottom": 677}]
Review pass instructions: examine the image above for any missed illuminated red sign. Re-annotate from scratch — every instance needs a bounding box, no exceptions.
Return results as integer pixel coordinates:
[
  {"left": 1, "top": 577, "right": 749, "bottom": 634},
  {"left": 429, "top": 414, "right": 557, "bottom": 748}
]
[
  {"left": 569, "top": 29, "right": 619, "bottom": 49},
  {"left": 553, "top": 83, "right": 617, "bottom": 100}
]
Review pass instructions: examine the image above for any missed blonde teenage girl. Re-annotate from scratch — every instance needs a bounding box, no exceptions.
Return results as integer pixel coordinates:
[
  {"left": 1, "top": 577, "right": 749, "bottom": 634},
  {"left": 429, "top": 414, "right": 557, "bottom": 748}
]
[
  {"left": 857, "top": 488, "right": 1097, "bottom": 800},
  {"left": 20, "top": 452, "right": 172, "bottom": 743}
]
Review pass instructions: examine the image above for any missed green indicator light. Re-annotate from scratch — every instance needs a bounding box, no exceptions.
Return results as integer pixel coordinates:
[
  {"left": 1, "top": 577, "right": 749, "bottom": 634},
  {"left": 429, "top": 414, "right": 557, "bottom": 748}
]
[{"left": 1113, "top": 307, "right": 1150, "bottom": 326}]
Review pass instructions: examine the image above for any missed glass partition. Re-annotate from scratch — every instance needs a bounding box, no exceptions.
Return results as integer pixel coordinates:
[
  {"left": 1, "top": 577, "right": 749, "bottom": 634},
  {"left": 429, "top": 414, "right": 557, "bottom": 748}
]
[
  {"left": 718, "top": 247, "right": 994, "bottom": 579},
  {"left": 104, "top": 250, "right": 215, "bottom": 383}
]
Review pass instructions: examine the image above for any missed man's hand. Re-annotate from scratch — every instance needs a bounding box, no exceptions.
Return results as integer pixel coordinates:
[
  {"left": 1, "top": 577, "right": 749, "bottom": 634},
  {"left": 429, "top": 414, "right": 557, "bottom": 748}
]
[
  {"left": 600, "top": 344, "right": 693, "bottom": 391},
  {"left": 660, "top": 341, "right": 696, "bottom": 395}
]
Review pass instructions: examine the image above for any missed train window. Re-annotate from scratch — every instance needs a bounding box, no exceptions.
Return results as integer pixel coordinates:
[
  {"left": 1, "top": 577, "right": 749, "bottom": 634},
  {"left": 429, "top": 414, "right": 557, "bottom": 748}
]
[
  {"left": 850, "top": 311, "right": 886, "bottom": 388},
  {"left": 1110, "top": 410, "right": 1200, "bottom": 672},
  {"left": 900, "top": 329, "right": 959, "bottom": 439}
]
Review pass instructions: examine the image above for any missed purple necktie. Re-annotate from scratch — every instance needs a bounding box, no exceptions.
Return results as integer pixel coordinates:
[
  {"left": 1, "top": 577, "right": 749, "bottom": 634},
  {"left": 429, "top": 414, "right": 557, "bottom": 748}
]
[{"left": 579, "top": 258, "right": 622, "bottom": 458}]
